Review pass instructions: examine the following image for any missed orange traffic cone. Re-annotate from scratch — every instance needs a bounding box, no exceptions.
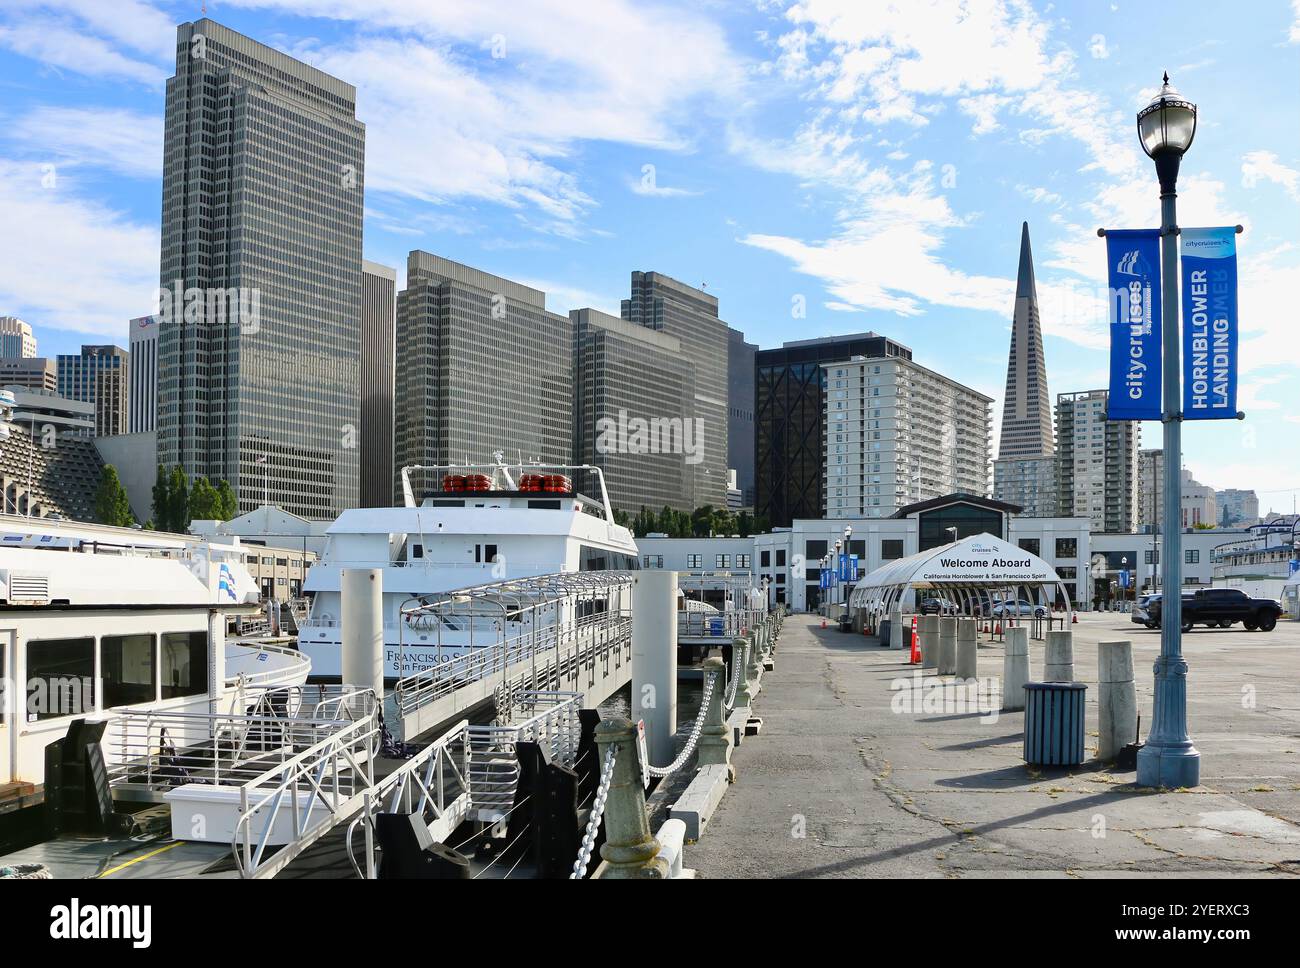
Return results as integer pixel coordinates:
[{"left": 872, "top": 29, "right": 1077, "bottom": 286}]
[
  {"left": 909, "top": 619, "right": 921, "bottom": 664},
  {"left": 993, "top": 622, "right": 1002, "bottom": 635},
  {"left": 1072, "top": 612, "right": 1078, "bottom": 624},
  {"left": 821, "top": 618, "right": 827, "bottom": 629}
]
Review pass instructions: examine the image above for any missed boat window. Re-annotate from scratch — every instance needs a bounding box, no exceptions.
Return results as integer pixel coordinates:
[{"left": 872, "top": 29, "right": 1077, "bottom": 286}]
[
  {"left": 526, "top": 500, "right": 562, "bottom": 510},
  {"left": 102, "top": 633, "right": 156, "bottom": 708},
  {"left": 411, "top": 543, "right": 423, "bottom": 559},
  {"left": 485, "top": 544, "right": 498, "bottom": 563},
  {"left": 161, "top": 631, "right": 208, "bottom": 700},
  {"left": 26, "top": 637, "right": 95, "bottom": 721}
]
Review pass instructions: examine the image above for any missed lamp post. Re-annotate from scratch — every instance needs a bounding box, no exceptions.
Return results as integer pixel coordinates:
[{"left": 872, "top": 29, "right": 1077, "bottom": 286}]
[
  {"left": 842, "top": 525, "right": 853, "bottom": 609},
  {"left": 1136, "top": 73, "right": 1200, "bottom": 788}
]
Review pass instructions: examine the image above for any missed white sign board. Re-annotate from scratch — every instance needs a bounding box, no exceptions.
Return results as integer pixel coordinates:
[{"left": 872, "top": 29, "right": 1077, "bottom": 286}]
[{"left": 916, "top": 535, "right": 1059, "bottom": 585}]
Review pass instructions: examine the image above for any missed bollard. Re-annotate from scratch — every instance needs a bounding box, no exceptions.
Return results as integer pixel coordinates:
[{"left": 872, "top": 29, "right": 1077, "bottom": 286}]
[
  {"left": 1044, "top": 630, "right": 1074, "bottom": 682},
  {"left": 632, "top": 571, "right": 678, "bottom": 766},
  {"left": 889, "top": 607, "right": 906, "bottom": 650},
  {"left": 695, "top": 657, "right": 733, "bottom": 773},
  {"left": 955, "top": 618, "right": 977, "bottom": 679},
  {"left": 743, "top": 633, "right": 762, "bottom": 682},
  {"left": 731, "top": 637, "right": 753, "bottom": 710},
  {"left": 593, "top": 718, "right": 669, "bottom": 879},
  {"left": 1097, "top": 641, "right": 1137, "bottom": 762},
  {"left": 341, "top": 568, "right": 384, "bottom": 699},
  {"left": 919, "top": 615, "right": 939, "bottom": 671},
  {"left": 938, "top": 617, "right": 957, "bottom": 675},
  {"left": 1001, "top": 626, "right": 1030, "bottom": 712}
]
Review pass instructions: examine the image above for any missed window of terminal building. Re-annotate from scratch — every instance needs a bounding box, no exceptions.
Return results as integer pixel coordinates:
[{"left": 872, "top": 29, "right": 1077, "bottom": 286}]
[
  {"left": 1018, "top": 538, "right": 1040, "bottom": 557},
  {"left": 760, "top": 550, "right": 770, "bottom": 567},
  {"left": 881, "top": 539, "right": 904, "bottom": 560},
  {"left": 1055, "top": 538, "right": 1078, "bottom": 558},
  {"left": 686, "top": 554, "right": 702, "bottom": 568}
]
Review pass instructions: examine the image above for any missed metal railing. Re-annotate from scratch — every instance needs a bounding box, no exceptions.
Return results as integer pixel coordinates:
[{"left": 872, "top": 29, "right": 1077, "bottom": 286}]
[
  {"left": 224, "top": 641, "right": 312, "bottom": 690},
  {"left": 467, "top": 692, "right": 582, "bottom": 819},
  {"left": 677, "top": 607, "right": 763, "bottom": 639}
]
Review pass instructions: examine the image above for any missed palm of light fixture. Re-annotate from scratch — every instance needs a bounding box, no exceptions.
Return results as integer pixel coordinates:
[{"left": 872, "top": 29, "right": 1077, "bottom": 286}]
[{"left": 1137, "top": 72, "right": 1197, "bottom": 159}]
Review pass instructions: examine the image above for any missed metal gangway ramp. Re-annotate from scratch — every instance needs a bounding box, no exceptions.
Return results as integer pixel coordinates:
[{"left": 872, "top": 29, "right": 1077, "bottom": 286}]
[{"left": 394, "top": 571, "right": 635, "bottom": 740}]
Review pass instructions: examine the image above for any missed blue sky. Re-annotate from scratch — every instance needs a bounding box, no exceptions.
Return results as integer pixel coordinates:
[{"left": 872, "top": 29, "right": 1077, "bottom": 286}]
[{"left": 0, "top": 0, "right": 1297, "bottom": 510}]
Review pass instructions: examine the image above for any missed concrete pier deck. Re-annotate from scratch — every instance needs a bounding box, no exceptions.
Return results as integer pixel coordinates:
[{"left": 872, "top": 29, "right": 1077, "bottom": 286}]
[{"left": 691, "top": 614, "right": 1300, "bottom": 878}]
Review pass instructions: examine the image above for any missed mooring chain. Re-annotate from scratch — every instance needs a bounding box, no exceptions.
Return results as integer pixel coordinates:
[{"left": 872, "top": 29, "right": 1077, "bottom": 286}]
[
  {"left": 570, "top": 746, "right": 617, "bottom": 879},
  {"left": 724, "top": 643, "right": 746, "bottom": 712},
  {"left": 646, "top": 671, "right": 717, "bottom": 779}
]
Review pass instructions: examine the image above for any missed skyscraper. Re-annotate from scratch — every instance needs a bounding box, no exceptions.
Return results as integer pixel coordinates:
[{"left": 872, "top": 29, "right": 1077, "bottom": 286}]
[
  {"left": 572, "top": 307, "right": 693, "bottom": 514},
  {"left": 156, "top": 19, "right": 365, "bottom": 518},
  {"left": 0, "top": 317, "right": 36, "bottom": 358},
  {"left": 1056, "top": 389, "right": 1139, "bottom": 532},
  {"left": 755, "top": 332, "right": 912, "bottom": 527},
  {"left": 360, "top": 261, "right": 396, "bottom": 508},
  {"left": 393, "top": 252, "right": 572, "bottom": 499},
  {"left": 993, "top": 222, "right": 1058, "bottom": 515},
  {"left": 727, "top": 328, "right": 757, "bottom": 507},
  {"left": 128, "top": 315, "right": 159, "bottom": 434},
  {"left": 56, "top": 344, "right": 129, "bottom": 437},
  {"left": 622, "top": 272, "right": 728, "bottom": 510}
]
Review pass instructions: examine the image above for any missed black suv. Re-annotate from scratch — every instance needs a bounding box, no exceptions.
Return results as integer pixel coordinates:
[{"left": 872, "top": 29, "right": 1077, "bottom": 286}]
[{"left": 1147, "top": 588, "right": 1283, "bottom": 632}]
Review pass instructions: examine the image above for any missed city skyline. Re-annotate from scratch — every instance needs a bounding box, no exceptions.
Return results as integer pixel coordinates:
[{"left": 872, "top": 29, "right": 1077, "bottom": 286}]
[{"left": 0, "top": 2, "right": 1297, "bottom": 500}]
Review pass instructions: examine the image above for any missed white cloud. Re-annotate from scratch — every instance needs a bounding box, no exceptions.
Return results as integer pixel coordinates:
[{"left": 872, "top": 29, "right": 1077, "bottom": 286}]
[
  {"left": 0, "top": 19, "right": 164, "bottom": 83},
  {"left": 0, "top": 161, "right": 159, "bottom": 339},
  {"left": 1292, "top": 0, "right": 1300, "bottom": 43},
  {"left": 1241, "top": 150, "right": 1300, "bottom": 201},
  {"left": 11, "top": 106, "right": 162, "bottom": 179}
]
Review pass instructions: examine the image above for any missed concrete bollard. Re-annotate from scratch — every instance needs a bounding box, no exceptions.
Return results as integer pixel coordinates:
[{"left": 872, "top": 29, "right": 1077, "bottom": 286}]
[
  {"left": 695, "top": 656, "right": 733, "bottom": 772},
  {"left": 731, "top": 637, "right": 753, "bottom": 710},
  {"left": 341, "top": 568, "right": 384, "bottom": 699},
  {"left": 889, "top": 607, "right": 906, "bottom": 650},
  {"left": 1044, "top": 629, "right": 1074, "bottom": 682},
  {"left": 743, "top": 633, "right": 762, "bottom": 681},
  {"left": 955, "top": 618, "right": 977, "bottom": 679},
  {"left": 594, "top": 718, "right": 669, "bottom": 879},
  {"left": 632, "top": 570, "right": 678, "bottom": 767},
  {"left": 919, "top": 615, "right": 939, "bottom": 671},
  {"left": 1098, "top": 640, "right": 1137, "bottom": 762},
  {"left": 938, "top": 617, "right": 957, "bottom": 675},
  {"left": 1001, "top": 626, "right": 1030, "bottom": 712}
]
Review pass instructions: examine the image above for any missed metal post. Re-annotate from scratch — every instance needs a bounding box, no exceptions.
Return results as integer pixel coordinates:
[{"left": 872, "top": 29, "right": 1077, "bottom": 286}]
[
  {"left": 695, "top": 656, "right": 731, "bottom": 771},
  {"left": 594, "top": 717, "right": 668, "bottom": 879},
  {"left": 1138, "top": 170, "right": 1200, "bottom": 788}
]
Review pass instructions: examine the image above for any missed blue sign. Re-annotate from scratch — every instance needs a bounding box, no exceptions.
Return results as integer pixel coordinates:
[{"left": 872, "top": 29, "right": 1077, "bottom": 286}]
[
  {"left": 820, "top": 569, "right": 830, "bottom": 590},
  {"left": 1181, "top": 227, "right": 1239, "bottom": 420},
  {"left": 1289, "top": 559, "right": 1299, "bottom": 578},
  {"left": 837, "top": 553, "right": 859, "bottom": 582},
  {"left": 1119, "top": 569, "right": 1131, "bottom": 589},
  {"left": 1106, "top": 229, "right": 1163, "bottom": 420}
]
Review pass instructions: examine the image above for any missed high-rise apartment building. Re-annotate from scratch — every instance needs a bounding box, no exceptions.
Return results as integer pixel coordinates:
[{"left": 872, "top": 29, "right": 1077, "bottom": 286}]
[
  {"left": 1138, "top": 448, "right": 1164, "bottom": 530},
  {"left": 360, "top": 261, "right": 396, "bottom": 508},
  {"left": 0, "top": 358, "right": 57, "bottom": 392},
  {"left": 755, "top": 332, "right": 912, "bottom": 527},
  {"left": 1216, "top": 488, "right": 1259, "bottom": 527},
  {"left": 822, "top": 355, "right": 992, "bottom": 519},
  {"left": 622, "top": 272, "right": 728, "bottom": 510},
  {"left": 993, "top": 222, "right": 1058, "bottom": 516},
  {"left": 1180, "top": 468, "right": 1217, "bottom": 528},
  {"left": 156, "top": 19, "right": 365, "bottom": 518},
  {"left": 0, "top": 317, "right": 36, "bottom": 358},
  {"left": 727, "top": 329, "right": 757, "bottom": 507},
  {"left": 1056, "top": 389, "right": 1139, "bottom": 532},
  {"left": 572, "top": 307, "right": 693, "bottom": 514},
  {"left": 56, "top": 344, "right": 129, "bottom": 437},
  {"left": 393, "top": 252, "right": 572, "bottom": 499},
  {"left": 128, "top": 315, "right": 159, "bottom": 434}
]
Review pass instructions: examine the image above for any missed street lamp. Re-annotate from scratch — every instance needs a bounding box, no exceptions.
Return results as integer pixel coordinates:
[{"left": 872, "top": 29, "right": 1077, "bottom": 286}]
[
  {"left": 842, "top": 525, "right": 853, "bottom": 609},
  {"left": 1136, "top": 72, "right": 1200, "bottom": 789}
]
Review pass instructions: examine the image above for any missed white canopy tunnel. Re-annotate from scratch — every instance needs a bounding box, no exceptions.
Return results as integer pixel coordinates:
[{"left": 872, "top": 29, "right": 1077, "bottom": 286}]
[{"left": 847, "top": 533, "right": 1073, "bottom": 619}]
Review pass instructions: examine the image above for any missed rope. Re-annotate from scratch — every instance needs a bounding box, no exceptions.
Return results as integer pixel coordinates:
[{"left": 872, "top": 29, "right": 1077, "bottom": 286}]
[
  {"left": 570, "top": 746, "right": 616, "bottom": 879},
  {"left": 646, "top": 671, "right": 716, "bottom": 778},
  {"left": 724, "top": 644, "right": 745, "bottom": 712}
]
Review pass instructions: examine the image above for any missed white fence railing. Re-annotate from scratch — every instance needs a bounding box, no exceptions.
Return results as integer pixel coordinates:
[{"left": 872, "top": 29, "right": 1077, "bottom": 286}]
[{"left": 467, "top": 692, "right": 582, "bottom": 819}]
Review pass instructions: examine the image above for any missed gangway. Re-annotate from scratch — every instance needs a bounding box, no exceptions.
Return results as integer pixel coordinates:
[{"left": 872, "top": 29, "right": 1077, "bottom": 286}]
[{"left": 677, "top": 571, "right": 765, "bottom": 647}]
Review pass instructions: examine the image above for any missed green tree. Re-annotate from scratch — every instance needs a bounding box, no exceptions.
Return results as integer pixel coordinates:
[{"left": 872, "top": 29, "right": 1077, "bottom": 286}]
[
  {"left": 215, "top": 479, "right": 238, "bottom": 520},
  {"left": 189, "top": 476, "right": 218, "bottom": 520},
  {"left": 151, "top": 465, "right": 169, "bottom": 530},
  {"left": 94, "top": 464, "right": 134, "bottom": 527},
  {"left": 166, "top": 465, "right": 190, "bottom": 533}
]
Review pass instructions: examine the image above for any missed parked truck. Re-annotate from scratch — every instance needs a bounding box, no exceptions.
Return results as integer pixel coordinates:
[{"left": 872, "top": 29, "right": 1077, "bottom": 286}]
[{"left": 1147, "top": 587, "right": 1283, "bottom": 632}]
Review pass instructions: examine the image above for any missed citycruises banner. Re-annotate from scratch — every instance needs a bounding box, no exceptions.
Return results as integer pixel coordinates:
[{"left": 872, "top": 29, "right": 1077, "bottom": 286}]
[
  {"left": 1180, "top": 227, "right": 1240, "bottom": 419},
  {"left": 1105, "top": 228, "right": 1163, "bottom": 420}
]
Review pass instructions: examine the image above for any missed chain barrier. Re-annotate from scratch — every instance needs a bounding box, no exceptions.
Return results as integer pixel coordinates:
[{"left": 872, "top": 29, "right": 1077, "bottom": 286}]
[
  {"left": 724, "top": 643, "right": 745, "bottom": 712},
  {"left": 570, "top": 746, "right": 616, "bottom": 879},
  {"left": 646, "top": 671, "right": 717, "bottom": 779}
]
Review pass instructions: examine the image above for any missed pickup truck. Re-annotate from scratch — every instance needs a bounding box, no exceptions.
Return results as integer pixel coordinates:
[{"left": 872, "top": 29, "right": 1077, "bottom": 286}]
[{"left": 1147, "top": 588, "right": 1283, "bottom": 632}]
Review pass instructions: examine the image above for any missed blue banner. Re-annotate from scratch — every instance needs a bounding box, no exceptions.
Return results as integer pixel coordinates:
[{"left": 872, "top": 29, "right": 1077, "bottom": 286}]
[
  {"left": 1106, "top": 229, "right": 1163, "bottom": 420},
  {"left": 1181, "top": 227, "right": 1239, "bottom": 419},
  {"left": 837, "top": 553, "right": 859, "bottom": 582}
]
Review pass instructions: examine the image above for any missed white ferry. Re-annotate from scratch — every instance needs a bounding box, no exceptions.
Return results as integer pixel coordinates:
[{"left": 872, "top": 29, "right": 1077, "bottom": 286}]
[{"left": 298, "top": 457, "right": 640, "bottom": 679}]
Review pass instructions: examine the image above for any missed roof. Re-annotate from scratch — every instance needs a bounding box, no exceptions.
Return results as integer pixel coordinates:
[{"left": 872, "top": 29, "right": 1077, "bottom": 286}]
[
  {"left": 0, "top": 547, "right": 211, "bottom": 606},
  {"left": 891, "top": 493, "right": 1023, "bottom": 519}
]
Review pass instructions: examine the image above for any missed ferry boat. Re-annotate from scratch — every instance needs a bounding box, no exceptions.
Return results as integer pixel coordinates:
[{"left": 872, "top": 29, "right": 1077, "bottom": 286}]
[{"left": 298, "top": 457, "right": 640, "bottom": 679}]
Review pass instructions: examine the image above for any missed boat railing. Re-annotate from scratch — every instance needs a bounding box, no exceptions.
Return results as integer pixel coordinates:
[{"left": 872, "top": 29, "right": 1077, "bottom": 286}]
[
  {"left": 466, "top": 691, "right": 582, "bottom": 820},
  {"left": 224, "top": 641, "right": 312, "bottom": 690}
]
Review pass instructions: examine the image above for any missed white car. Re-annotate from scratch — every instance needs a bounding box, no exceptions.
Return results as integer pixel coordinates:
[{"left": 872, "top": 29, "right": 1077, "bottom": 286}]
[{"left": 991, "top": 599, "right": 1049, "bottom": 619}]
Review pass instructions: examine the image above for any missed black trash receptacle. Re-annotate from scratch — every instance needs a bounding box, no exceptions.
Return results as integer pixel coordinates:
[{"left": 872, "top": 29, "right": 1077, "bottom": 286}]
[
  {"left": 1023, "top": 681, "right": 1087, "bottom": 766},
  {"left": 878, "top": 618, "right": 891, "bottom": 646}
]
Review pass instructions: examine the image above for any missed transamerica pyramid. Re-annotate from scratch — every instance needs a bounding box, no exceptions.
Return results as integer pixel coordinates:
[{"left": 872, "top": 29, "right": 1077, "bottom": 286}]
[{"left": 997, "top": 222, "right": 1054, "bottom": 459}]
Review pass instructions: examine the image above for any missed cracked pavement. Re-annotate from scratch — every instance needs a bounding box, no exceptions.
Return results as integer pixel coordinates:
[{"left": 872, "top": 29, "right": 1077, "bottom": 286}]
[{"left": 688, "top": 613, "right": 1300, "bottom": 878}]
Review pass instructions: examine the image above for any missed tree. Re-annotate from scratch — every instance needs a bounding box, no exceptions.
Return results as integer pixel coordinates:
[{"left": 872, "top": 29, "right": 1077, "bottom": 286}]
[
  {"left": 215, "top": 479, "right": 238, "bottom": 520},
  {"left": 94, "top": 464, "right": 134, "bottom": 527},
  {"left": 151, "top": 465, "right": 169, "bottom": 530},
  {"left": 189, "top": 476, "right": 218, "bottom": 520},
  {"left": 167, "top": 465, "right": 190, "bottom": 532}
]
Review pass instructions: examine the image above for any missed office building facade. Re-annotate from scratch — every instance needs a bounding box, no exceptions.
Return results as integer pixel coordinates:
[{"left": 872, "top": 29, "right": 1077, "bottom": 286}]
[
  {"left": 360, "top": 261, "right": 397, "bottom": 508},
  {"left": 0, "top": 357, "right": 57, "bottom": 392},
  {"left": 56, "top": 344, "right": 129, "bottom": 437},
  {"left": 128, "top": 315, "right": 159, "bottom": 434},
  {"left": 1138, "top": 448, "right": 1164, "bottom": 531},
  {"left": 1216, "top": 488, "right": 1260, "bottom": 527},
  {"left": 822, "top": 356, "right": 992, "bottom": 519},
  {"left": 727, "top": 329, "right": 757, "bottom": 507},
  {"left": 622, "top": 272, "right": 728, "bottom": 510},
  {"left": 157, "top": 19, "right": 365, "bottom": 518},
  {"left": 755, "top": 332, "right": 912, "bottom": 528},
  {"left": 0, "top": 317, "right": 36, "bottom": 358},
  {"left": 394, "top": 252, "right": 573, "bottom": 499},
  {"left": 1056, "top": 389, "right": 1139, "bottom": 533},
  {"left": 572, "top": 307, "right": 693, "bottom": 514}
]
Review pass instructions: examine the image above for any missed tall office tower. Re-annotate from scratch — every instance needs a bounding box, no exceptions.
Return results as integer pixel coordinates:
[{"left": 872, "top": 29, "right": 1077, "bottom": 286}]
[
  {"left": 0, "top": 358, "right": 57, "bottom": 391},
  {"left": 128, "top": 315, "right": 159, "bottom": 434},
  {"left": 727, "top": 329, "right": 757, "bottom": 508},
  {"left": 393, "top": 252, "right": 572, "bottom": 499},
  {"left": 822, "top": 355, "right": 992, "bottom": 519},
  {"left": 1216, "top": 488, "right": 1259, "bottom": 527},
  {"left": 1180, "top": 468, "right": 1217, "bottom": 528},
  {"left": 993, "top": 222, "right": 1058, "bottom": 516},
  {"left": 0, "top": 317, "right": 36, "bottom": 358},
  {"left": 755, "top": 332, "right": 912, "bottom": 527},
  {"left": 360, "top": 261, "right": 396, "bottom": 508},
  {"left": 157, "top": 19, "right": 365, "bottom": 518},
  {"left": 621, "top": 272, "right": 728, "bottom": 510},
  {"left": 56, "top": 344, "right": 128, "bottom": 437},
  {"left": 572, "top": 307, "right": 694, "bottom": 514},
  {"left": 1137, "top": 448, "right": 1165, "bottom": 531},
  {"left": 1056, "top": 389, "right": 1139, "bottom": 533}
]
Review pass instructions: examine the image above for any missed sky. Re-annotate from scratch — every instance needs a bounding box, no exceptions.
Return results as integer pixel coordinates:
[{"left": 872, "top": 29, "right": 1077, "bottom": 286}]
[{"left": 0, "top": 0, "right": 1297, "bottom": 513}]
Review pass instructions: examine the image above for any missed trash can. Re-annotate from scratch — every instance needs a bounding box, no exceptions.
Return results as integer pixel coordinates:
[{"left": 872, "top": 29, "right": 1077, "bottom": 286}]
[
  {"left": 879, "top": 618, "right": 891, "bottom": 645},
  {"left": 1023, "top": 681, "right": 1087, "bottom": 766}
]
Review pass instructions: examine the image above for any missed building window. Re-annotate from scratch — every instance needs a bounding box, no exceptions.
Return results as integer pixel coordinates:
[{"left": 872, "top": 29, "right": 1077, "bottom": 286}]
[
  {"left": 737, "top": 554, "right": 751, "bottom": 568},
  {"left": 101, "top": 634, "right": 156, "bottom": 708},
  {"left": 1058, "top": 566, "right": 1077, "bottom": 580},
  {"left": 642, "top": 555, "right": 663, "bottom": 568},
  {"left": 776, "top": 550, "right": 786, "bottom": 567},
  {"left": 881, "top": 539, "right": 904, "bottom": 560},
  {"left": 161, "top": 631, "right": 208, "bottom": 700},
  {"left": 716, "top": 554, "right": 731, "bottom": 569},
  {"left": 1185, "top": 549, "right": 1200, "bottom": 564},
  {"left": 26, "top": 638, "right": 95, "bottom": 720},
  {"left": 686, "top": 554, "right": 702, "bottom": 568},
  {"left": 1019, "top": 538, "right": 1040, "bottom": 557},
  {"left": 1055, "top": 538, "right": 1078, "bottom": 558},
  {"left": 760, "top": 550, "right": 770, "bottom": 567}
]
